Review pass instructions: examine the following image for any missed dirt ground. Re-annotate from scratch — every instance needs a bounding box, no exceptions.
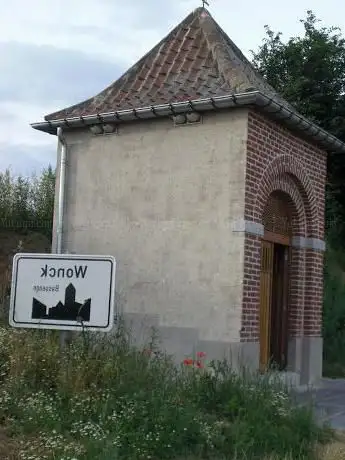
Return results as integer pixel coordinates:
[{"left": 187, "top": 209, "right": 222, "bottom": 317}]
[
  {"left": 0, "top": 230, "right": 51, "bottom": 304},
  {"left": 0, "top": 427, "right": 17, "bottom": 459},
  {"left": 320, "top": 431, "right": 345, "bottom": 459}
]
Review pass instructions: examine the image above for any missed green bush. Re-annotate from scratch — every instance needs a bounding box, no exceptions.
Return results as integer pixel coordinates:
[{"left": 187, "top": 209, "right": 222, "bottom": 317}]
[
  {"left": 323, "top": 241, "right": 345, "bottom": 377},
  {"left": 0, "top": 325, "right": 329, "bottom": 460}
]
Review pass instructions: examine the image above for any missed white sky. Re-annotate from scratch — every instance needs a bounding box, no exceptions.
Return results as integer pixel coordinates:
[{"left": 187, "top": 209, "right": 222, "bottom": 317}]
[{"left": 0, "top": 0, "right": 343, "bottom": 175}]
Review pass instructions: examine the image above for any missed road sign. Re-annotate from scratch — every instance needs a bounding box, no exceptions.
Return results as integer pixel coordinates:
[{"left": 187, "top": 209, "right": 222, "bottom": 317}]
[{"left": 9, "top": 253, "right": 116, "bottom": 332}]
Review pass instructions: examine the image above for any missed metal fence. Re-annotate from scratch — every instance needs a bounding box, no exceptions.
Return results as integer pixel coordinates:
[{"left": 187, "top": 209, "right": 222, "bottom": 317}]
[{"left": 0, "top": 218, "right": 53, "bottom": 230}]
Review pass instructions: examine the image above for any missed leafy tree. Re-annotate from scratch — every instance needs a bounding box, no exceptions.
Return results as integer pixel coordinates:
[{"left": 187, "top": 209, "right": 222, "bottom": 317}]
[
  {"left": 252, "top": 11, "right": 345, "bottom": 233},
  {"left": 0, "top": 166, "right": 55, "bottom": 239},
  {"left": 12, "top": 175, "right": 31, "bottom": 223},
  {"left": 0, "top": 170, "right": 13, "bottom": 219},
  {"left": 31, "top": 165, "right": 56, "bottom": 230}
]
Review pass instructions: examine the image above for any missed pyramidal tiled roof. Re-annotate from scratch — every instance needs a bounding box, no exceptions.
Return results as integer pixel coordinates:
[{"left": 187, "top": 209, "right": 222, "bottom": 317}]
[{"left": 45, "top": 7, "right": 294, "bottom": 121}]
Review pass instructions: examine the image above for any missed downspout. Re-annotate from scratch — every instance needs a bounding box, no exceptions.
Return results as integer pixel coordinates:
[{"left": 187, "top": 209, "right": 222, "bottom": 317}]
[
  {"left": 56, "top": 127, "right": 69, "bottom": 349},
  {"left": 56, "top": 127, "right": 66, "bottom": 254}
]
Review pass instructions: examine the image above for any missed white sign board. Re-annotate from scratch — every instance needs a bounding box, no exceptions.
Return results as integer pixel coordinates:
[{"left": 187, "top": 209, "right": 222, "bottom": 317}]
[{"left": 9, "top": 253, "right": 116, "bottom": 332}]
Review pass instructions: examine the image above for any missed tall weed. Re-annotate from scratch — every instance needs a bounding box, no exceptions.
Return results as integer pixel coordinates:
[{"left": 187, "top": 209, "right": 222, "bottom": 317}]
[{"left": 0, "top": 326, "right": 329, "bottom": 460}]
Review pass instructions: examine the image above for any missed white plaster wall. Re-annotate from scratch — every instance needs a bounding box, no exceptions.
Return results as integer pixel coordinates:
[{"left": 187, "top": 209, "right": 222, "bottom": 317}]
[{"left": 59, "top": 109, "right": 248, "bottom": 342}]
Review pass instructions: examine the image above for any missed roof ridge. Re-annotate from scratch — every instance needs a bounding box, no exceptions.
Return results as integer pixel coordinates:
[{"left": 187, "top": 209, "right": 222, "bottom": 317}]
[
  {"left": 198, "top": 10, "right": 252, "bottom": 93},
  {"left": 197, "top": 9, "right": 296, "bottom": 110}
]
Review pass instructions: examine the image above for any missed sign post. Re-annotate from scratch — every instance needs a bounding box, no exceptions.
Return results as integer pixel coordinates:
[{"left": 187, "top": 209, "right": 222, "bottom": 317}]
[{"left": 9, "top": 253, "right": 116, "bottom": 332}]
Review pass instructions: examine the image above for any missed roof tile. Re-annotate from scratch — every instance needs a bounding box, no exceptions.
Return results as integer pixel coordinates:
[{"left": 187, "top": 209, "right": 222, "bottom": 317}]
[{"left": 45, "top": 7, "right": 293, "bottom": 121}]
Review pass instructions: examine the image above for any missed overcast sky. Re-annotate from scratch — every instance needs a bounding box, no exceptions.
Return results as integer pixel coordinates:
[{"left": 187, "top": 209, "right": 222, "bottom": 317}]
[{"left": 0, "top": 0, "right": 344, "bottom": 176}]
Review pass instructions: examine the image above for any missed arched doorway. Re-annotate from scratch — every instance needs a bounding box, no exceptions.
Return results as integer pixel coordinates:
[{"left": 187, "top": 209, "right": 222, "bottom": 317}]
[{"left": 259, "top": 192, "right": 292, "bottom": 372}]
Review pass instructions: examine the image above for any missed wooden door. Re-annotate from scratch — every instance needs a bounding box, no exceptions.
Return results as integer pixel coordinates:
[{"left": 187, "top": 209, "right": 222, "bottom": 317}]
[
  {"left": 280, "top": 246, "right": 290, "bottom": 369},
  {"left": 270, "top": 244, "right": 289, "bottom": 370},
  {"left": 259, "top": 240, "right": 274, "bottom": 372}
]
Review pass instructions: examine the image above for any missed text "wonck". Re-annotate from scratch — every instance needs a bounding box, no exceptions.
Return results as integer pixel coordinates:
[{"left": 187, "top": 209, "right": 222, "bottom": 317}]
[{"left": 40, "top": 265, "right": 88, "bottom": 279}]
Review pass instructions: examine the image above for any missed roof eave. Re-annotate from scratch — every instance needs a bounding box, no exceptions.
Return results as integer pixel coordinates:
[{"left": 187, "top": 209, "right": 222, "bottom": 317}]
[{"left": 31, "top": 91, "right": 345, "bottom": 154}]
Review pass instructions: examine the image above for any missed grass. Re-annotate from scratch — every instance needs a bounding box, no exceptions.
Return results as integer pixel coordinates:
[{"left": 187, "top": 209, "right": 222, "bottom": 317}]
[{"left": 0, "top": 323, "right": 336, "bottom": 460}]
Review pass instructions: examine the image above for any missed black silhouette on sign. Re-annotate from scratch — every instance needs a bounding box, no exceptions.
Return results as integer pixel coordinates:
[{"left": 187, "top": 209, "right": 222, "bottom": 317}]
[{"left": 32, "top": 283, "right": 91, "bottom": 322}]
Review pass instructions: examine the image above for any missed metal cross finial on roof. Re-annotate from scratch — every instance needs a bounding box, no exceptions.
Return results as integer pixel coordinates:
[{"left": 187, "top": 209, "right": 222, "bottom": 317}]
[{"left": 202, "top": 0, "right": 209, "bottom": 7}]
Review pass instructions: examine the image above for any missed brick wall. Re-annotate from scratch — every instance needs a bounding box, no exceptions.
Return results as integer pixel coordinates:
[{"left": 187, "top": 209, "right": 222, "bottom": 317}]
[
  {"left": 241, "top": 110, "right": 327, "bottom": 342},
  {"left": 242, "top": 233, "right": 261, "bottom": 341}
]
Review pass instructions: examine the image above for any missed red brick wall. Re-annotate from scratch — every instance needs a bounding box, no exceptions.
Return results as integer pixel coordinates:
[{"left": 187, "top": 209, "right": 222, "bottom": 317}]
[
  {"left": 304, "top": 250, "right": 324, "bottom": 336},
  {"left": 242, "top": 233, "right": 262, "bottom": 341},
  {"left": 241, "top": 111, "right": 327, "bottom": 342}
]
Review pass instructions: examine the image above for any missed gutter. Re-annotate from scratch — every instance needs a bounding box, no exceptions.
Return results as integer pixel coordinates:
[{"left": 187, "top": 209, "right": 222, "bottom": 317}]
[{"left": 31, "top": 91, "right": 345, "bottom": 154}]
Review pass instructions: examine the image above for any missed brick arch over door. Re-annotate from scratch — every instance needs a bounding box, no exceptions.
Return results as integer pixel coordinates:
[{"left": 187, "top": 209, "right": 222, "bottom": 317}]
[
  {"left": 251, "top": 155, "right": 319, "bottom": 238},
  {"left": 264, "top": 179, "right": 307, "bottom": 238},
  {"left": 263, "top": 191, "right": 293, "bottom": 236},
  {"left": 241, "top": 157, "right": 319, "bottom": 342},
  {"left": 261, "top": 185, "right": 306, "bottom": 338}
]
